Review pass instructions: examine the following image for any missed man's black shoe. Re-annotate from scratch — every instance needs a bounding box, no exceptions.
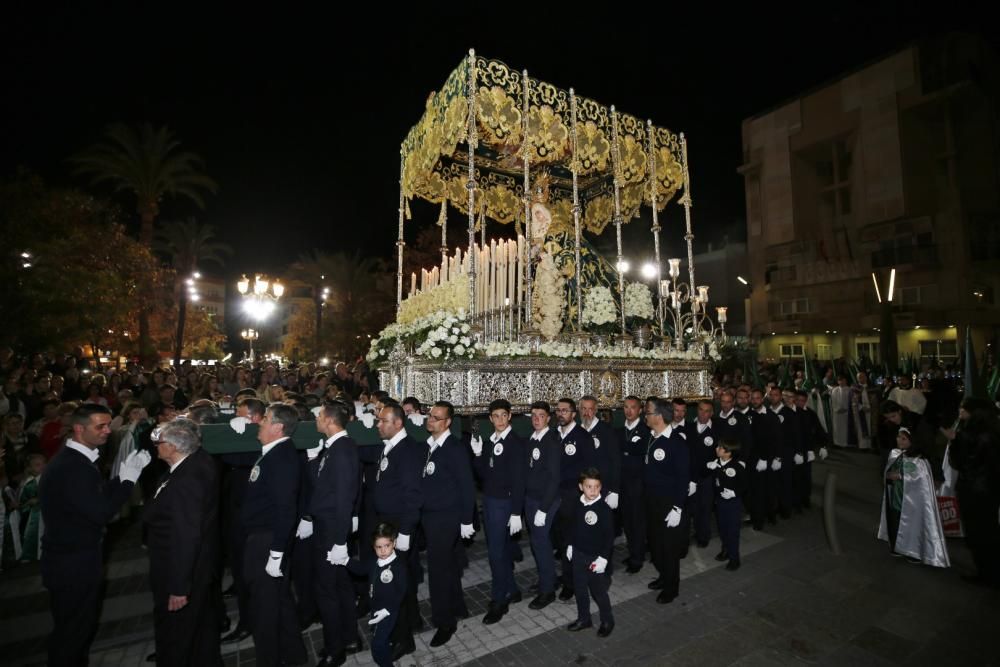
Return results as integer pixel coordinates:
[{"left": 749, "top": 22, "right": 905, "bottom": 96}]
[
  {"left": 482, "top": 602, "right": 508, "bottom": 624},
  {"left": 696, "top": 540, "right": 709, "bottom": 548},
  {"left": 529, "top": 592, "right": 556, "bottom": 610},
  {"left": 647, "top": 578, "right": 664, "bottom": 590},
  {"left": 429, "top": 627, "right": 456, "bottom": 647},
  {"left": 597, "top": 622, "right": 615, "bottom": 638},
  {"left": 316, "top": 651, "right": 346, "bottom": 667},
  {"left": 656, "top": 591, "right": 677, "bottom": 604},
  {"left": 222, "top": 627, "right": 251, "bottom": 643},
  {"left": 343, "top": 636, "right": 364, "bottom": 655},
  {"left": 567, "top": 619, "right": 593, "bottom": 632},
  {"left": 509, "top": 590, "right": 523, "bottom": 604},
  {"left": 714, "top": 551, "right": 728, "bottom": 562},
  {"left": 725, "top": 559, "right": 741, "bottom": 571},
  {"left": 145, "top": 653, "right": 156, "bottom": 663},
  {"left": 558, "top": 586, "right": 574, "bottom": 601},
  {"left": 626, "top": 563, "right": 643, "bottom": 574}
]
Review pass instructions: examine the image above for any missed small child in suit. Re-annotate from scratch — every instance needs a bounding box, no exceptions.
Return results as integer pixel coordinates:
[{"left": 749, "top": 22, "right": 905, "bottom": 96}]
[
  {"left": 566, "top": 467, "right": 615, "bottom": 637},
  {"left": 351, "top": 521, "right": 408, "bottom": 667},
  {"left": 709, "top": 439, "right": 748, "bottom": 570}
]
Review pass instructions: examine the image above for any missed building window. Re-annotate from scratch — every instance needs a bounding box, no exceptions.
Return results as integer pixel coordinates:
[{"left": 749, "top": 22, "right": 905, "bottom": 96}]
[
  {"left": 815, "top": 137, "right": 853, "bottom": 225},
  {"left": 872, "top": 233, "right": 936, "bottom": 268},
  {"left": 816, "top": 344, "right": 832, "bottom": 360},
  {"left": 780, "top": 344, "right": 804, "bottom": 358},
  {"left": 856, "top": 342, "right": 880, "bottom": 362},
  {"left": 919, "top": 340, "right": 958, "bottom": 364},
  {"left": 779, "top": 298, "right": 811, "bottom": 315},
  {"left": 898, "top": 286, "right": 921, "bottom": 306}
]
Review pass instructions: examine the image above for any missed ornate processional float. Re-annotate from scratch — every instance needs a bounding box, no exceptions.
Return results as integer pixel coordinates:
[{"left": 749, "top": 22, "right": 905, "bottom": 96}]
[{"left": 370, "top": 50, "right": 728, "bottom": 414}]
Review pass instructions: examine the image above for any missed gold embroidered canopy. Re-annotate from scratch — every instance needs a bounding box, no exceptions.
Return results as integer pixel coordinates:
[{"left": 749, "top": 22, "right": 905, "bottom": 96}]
[{"left": 401, "top": 53, "right": 686, "bottom": 236}]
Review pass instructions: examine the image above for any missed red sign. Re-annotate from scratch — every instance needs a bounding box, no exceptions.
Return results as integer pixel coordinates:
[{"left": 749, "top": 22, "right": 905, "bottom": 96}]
[{"left": 937, "top": 496, "right": 963, "bottom": 538}]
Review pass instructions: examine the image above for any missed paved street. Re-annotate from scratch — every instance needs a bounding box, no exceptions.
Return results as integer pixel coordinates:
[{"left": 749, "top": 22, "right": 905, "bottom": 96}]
[{"left": 3, "top": 449, "right": 998, "bottom": 667}]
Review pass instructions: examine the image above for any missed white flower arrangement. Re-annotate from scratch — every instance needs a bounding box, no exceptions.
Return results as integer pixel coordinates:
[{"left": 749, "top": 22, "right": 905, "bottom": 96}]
[
  {"left": 367, "top": 307, "right": 480, "bottom": 364},
  {"left": 623, "top": 282, "right": 655, "bottom": 324},
  {"left": 532, "top": 252, "right": 565, "bottom": 341},
  {"left": 581, "top": 285, "right": 617, "bottom": 333}
]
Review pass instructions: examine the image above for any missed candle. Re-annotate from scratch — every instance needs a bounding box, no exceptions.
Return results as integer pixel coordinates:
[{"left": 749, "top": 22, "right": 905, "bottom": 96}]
[
  {"left": 411, "top": 272, "right": 417, "bottom": 295},
  {"left": 697, "top": 285, "right": 709, "bottom": 303},
  {"left": 716, "top": 306, "right": 727, "bottom": 323},
  {"left": 516, "top": 236, "right": 524, "bottom": 306},
  {"left": 668, "top": 258, "right": 681, "bottom": 279}
]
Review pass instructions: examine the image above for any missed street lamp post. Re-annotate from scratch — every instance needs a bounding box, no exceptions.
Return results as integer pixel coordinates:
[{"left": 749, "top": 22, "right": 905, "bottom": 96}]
[
  {"left": 241, "top": 328, "right": 259, "bottom": 362},
  {"left": 237, "top": 274, "right": 284, "bottom": 358}
]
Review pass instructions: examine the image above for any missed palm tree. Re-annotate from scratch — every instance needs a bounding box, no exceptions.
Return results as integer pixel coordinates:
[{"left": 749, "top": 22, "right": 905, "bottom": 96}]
[
  {"left": 155, "top": 218, "right": 232, "bottom": 367},
  {"left": 71, "top": 123, "right": 218, "bottom": 365},
  {"left": 292, "top": 250, "right": 387, "bottom": 359}
]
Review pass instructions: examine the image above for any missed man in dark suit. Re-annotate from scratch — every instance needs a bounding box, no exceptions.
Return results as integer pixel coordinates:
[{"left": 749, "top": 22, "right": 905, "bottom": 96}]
[
  {"left": 553, "top": 398, "right": 595, "bottom": 601},
  {"left": 240, "top": 403, "right": 306, "bottom": 667},
  {"left": 304, "top": 400, "right": 361, "bottom": 667},
  {"left": 364, "top": 401, "right": 426, "bottom": 661},
  {"left": 144, "top": 417, "right": 221, "bottom": 667},
  {"left": 642, "top": 398, "right": 690, "bottom": 605},
  {"left": 686, "top": 400, "right": 719, "bottom": 549},
  {"left": 578, "top": 395, "right": 621, "bottom": 516},
  {"left": 420, "top": 400, "right": 475, "bottom": 647},
  {"left": 40, "top": 404, "right": 151, "bottom": 666},
  {"left": 617, "top": 395, "right": 651, "bottom": 574}
]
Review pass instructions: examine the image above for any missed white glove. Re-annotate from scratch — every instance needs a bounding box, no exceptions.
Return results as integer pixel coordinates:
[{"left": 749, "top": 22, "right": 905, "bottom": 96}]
[
  {"left": 794, "top": 453, "right": 805, "bottom": 465},
  {"left": 665, "top": 507, "right": 682, "bottom": 527},
  {"left": 470, "top": 435, "right": 483, "bottom": 456},
  {"left": 771, "top": 458, "right": 782, "bottom": 471},
  {"left": 706, "top": 460, "right": 719, "bottom": 470},
  {"left": 352, "top": 516, "right": 359, "bottom": 533},
  {"left": 605, "top": 492, "right": 619, "bottom": 510},
  {"left": 819, "top": 447, "right": 828, "bottom": 460},
  {"left": 368, "top": 608, "right": 390, "bottom": 625},
  {"left": 229, "top": 416, "right": 250, "bottom": 434},
  {"left": 460, "top": 523, "right": 475, "bottom": 539},
  {"left": 407, "top": 413, "right": 426, "bottom": 426},
  {"left": 327, "top": 543, "right": 349, "bottom": 566},
  {"left": 508, "top": 514, "right": 523, "bottom": 536},
  {"left": 720, "top": 488, "right": 736, "bottom": 500},
  {"left": 295, "top": 519, "right": 313, "bottom": 539},
  {"left": 359, "top": 413, "right": 375, "bottom": 429},
  {"left": 566, "top": 545, "right": 573, "bottom": 561},
  {"left": 807, "top": 450, "right": 816, "bottom": 463},
  {"left": 533, "top": 510, "right": 546, "bottom": 527},
  {"left": 688, "top": 481, "right": 697, "bottom": 496},
  {"left": 310, "top": 406, "right": 323, "bottom": 418},
  {"left": 306, "top": 444, "right": 323, "bottom": 460},
  {"left": 590, "top": 556, "right": 608, "bottom": 574},
  {"left": 265, "top": 551, "right": 283, "bottom": 578},
  {"left": 396, "top": 533, "right": 411, "bottom": 551},
  {"left": 755, "top": 459, "right": 767, "bottom": 473},
  {"left": 119, "top": 449, "right": 151, "bottom": 483}
]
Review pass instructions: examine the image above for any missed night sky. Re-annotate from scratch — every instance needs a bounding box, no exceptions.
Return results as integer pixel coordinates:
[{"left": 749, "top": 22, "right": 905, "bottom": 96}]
[{"left": 2, "top": 7, "right": 994, "bottom": 278}]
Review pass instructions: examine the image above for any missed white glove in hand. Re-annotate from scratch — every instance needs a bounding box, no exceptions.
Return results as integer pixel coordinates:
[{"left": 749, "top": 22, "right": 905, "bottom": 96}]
[
  {"left": 706, "top": 460, "right": 719, "bottom": 470},
  {"left": 229, "top": 416, "right": 250, "bottom": 434},
  {"left": 368, "top": 608, "right": 390, "bottom": 625},
  {"left": 605, "top": 492, "right": 619, "bottom": 510},
  {"left": 590, "top": 556, "right": 608, "bottom": 574},
  {"left": 352, "top": 516, "right": 359, "bottom": 533},
  {"left": 306, "top": 444, "right": 323, "bottom": 460},
  {"left": 665, "top": 507, "right": 682, "bottom": 527},
  {"left": 533, "top": 510, "right": 546, "bottom": 527},
  {"left": 794, "top": 453, "right": 805, "bottom": 465},
  {"left": 295, "top": 519, "right": 313, "bottom": 539},
  {"left": 460, "top": 523, "right": 475, "bottom": 539},
  {"left": 807, "top": 450, "right": 816, "bottom": 463},
  {"left": 819, "top": 447, "right": 828, "bottom": 461},
  {"left": 720, "top": 488, "right": 736, "bottom": 500},
  {"left": 566, "top": 545, "right": 573, "bottom": 561},
  {"left": 470, "top": 435, "right": 483, "bottom": 457},
  {"left": 755, "top": 459, "right": 768, "bottom": 473},
  {"left": 396, "top": 533, "right": 411, "bottom": 551},
  {"left": 771, "top": 458, "right": 782, "bottom": 471},
  {"left": 265, "top": 551, "right": 283, "bottom": 578},
  {"left": 688, "top": 481, "right": 697, "bottom": 496},
  {"left": 359, "top": 413, "right": 375, "bottom": 429},
  {"left": 508, "top": 514, "right": 523, "bottom": 536},
  {"left": 119, "top": 449, "right": 151, "bottom": 483},
  {"left": 327, "top": 543, "right": 349, "bottom": 566}
]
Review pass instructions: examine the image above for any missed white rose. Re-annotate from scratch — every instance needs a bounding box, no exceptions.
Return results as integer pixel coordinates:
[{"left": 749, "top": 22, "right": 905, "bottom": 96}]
[
  {"left": 449, "top": 335, "right": 458, "bottom": 344},
  {"left": 454, "top": 344, "right": 466, "bottom": 355},
  {"left": 461, "top": 324, "right": 470, "bottom": 333},
  {"left": 431, "top": 347, "right": 442, "bottom": 358}
]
